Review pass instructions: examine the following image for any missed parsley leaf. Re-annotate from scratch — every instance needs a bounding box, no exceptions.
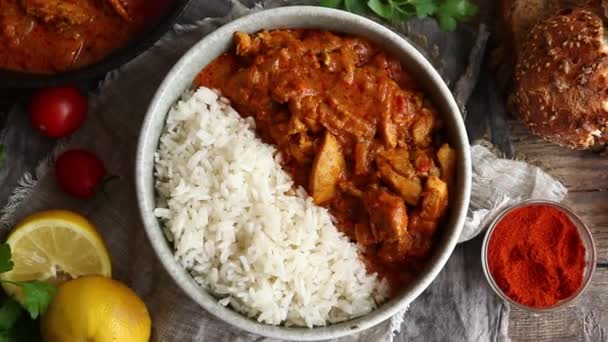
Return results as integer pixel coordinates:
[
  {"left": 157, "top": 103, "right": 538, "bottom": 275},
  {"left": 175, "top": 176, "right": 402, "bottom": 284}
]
[
  {"left": 367, "top": 0, "right": 394, "bottom": 19},
  {"left": 0, "top": 243, "right": 56, "bottom": 342},
  {"left": 436, "top": 11, "right": 458, "bottom": 31},
  {"left": 0, "top": 299, "right": 22, "bottom": 331},
  {"left": 0, "top": 243, "right": 58, "bottom": 319},
  {"left": 1, "top": 280, "right": 57, "bottom": 320},
  {"left": 20, "top": 281, "right": 57, "bottom": 319},
  {"left": 320, "top": 0, "right": 344, "bottom": 8},
  {"left": 0, "top": 244, "right": 13, "bottom": 273},
  {"left": 409, "top": 0, "right": 438, "bottom": 17},
  {"left": 321, "top": 0, "right": 477, "bottom": 31},
  {"left": 437, "top": 0, "right": 478, "bottom": 31},
  {"left": 345, "top": 0, "right": 369, "bottom": 14}
]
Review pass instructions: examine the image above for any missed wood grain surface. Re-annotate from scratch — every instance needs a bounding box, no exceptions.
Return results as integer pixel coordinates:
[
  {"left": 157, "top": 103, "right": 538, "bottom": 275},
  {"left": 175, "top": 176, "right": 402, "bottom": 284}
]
[
  {"left": 509, "top": 268, "right": 608, "bottom": 341},
  {"left": 509, "top": 119, "right": 608, "bottom": 341}
]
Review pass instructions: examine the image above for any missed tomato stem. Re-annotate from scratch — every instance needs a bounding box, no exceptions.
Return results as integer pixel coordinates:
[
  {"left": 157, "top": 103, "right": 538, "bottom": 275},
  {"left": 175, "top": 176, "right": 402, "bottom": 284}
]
[{"left": 97, "top": 175, "right": 119, "bottom": 199}]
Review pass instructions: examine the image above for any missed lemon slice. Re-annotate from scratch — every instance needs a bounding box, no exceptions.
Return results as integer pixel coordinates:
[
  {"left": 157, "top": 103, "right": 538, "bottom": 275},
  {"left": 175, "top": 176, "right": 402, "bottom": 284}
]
[{"left": 0, "top": 210, "right": 112, "bottom": 301}]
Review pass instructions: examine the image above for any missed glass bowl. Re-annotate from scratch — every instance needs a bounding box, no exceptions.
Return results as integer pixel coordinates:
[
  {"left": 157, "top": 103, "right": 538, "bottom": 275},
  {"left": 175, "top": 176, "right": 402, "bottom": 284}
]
[{"left": 481, "top": 199, "right": 597, "bottom": 312}]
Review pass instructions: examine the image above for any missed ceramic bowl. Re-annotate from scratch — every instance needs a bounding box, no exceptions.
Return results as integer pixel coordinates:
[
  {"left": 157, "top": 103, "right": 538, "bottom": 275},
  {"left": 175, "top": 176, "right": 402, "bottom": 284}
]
[{"left": 136, "top": 6, "right": 472, "bottom": 340}]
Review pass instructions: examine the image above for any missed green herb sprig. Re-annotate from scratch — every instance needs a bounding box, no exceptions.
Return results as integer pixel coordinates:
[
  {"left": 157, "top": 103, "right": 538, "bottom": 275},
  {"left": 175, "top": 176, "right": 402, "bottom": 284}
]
[
  {"left": 320, "top": 0, "right": 478, "bottom": 31},
  {"left": 0, "top": 243, "right": 57, "bottom": 341}
]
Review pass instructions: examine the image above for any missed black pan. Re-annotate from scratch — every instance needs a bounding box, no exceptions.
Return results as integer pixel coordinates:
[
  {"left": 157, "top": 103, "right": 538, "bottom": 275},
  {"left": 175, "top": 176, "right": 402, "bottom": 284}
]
[{"left": 0, "top": 0, "right": 193, "bottom": 89}]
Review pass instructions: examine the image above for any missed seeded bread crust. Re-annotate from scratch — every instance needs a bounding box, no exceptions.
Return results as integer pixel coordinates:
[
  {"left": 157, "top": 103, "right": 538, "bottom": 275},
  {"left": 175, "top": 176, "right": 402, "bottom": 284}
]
[
  {"left": 512, "top": 7, "right": 608, "bottom": 149},
  {"left": 502, "top": 0, "right": 573, "bottom": 51}
]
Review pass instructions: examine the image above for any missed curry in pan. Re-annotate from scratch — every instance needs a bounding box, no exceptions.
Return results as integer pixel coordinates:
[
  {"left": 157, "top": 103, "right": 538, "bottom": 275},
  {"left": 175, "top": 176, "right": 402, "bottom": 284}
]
[
  {"left": 0, "top": 0, "right": 172, "bottom": 73},
  {"left": 196, "top": 29, "right": 456, "bottom": 290}
]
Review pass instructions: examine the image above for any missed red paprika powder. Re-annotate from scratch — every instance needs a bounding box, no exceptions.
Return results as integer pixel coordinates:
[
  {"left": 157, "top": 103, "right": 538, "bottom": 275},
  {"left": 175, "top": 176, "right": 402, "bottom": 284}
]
[{"left": 487, "top": 204, "right": 586, "bottom": 308}]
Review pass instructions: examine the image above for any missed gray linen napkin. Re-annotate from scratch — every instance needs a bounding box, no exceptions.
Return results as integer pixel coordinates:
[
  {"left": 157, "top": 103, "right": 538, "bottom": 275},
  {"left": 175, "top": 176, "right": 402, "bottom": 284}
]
[{"left": 0, "top": 1, "right": 566, "bottom": 341}]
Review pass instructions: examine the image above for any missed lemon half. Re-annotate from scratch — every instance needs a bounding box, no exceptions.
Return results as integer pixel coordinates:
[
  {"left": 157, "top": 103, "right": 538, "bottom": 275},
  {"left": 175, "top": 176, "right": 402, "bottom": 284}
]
[{"left": 0, "top": 210, "right": 112, "bottom": 300}]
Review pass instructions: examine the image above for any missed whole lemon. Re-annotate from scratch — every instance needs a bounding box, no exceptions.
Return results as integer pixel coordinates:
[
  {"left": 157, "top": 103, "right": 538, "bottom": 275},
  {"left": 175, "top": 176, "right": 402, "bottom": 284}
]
[{"left": 41, "top": 275, "right": 151, "bottom": 342}]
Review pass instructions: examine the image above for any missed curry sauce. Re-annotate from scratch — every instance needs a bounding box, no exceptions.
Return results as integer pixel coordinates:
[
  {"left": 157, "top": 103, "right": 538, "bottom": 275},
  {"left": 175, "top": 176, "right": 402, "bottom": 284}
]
[
  {"left": 0, "top": 0, "right": 172, "bottom": 73},
  {"left": 195, "top": 29, "right": 456, "bottom": 291}
]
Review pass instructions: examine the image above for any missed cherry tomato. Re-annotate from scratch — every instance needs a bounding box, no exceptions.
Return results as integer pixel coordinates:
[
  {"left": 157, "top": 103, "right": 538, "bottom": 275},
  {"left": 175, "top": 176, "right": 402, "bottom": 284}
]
[
  {"left": 55, "top": 150, "right": 106, "bottom": 198},
  {"left": 30, "top": 85, "right": 87, "bottom": 138}
]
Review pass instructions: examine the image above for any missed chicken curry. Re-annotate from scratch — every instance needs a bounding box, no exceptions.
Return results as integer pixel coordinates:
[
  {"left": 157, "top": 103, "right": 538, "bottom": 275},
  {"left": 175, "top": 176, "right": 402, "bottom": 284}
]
[
  {"left": 0, "top": 0, "right": 172, "bottom": 73},
  {"left": 195, "top": 29, "right": 457, "bottom": 291}
]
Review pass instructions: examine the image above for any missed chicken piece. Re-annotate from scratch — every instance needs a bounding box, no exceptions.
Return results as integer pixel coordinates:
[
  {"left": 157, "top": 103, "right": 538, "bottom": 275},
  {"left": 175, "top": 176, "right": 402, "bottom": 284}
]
[
  {"left": 437, "top": 144, "right": 456, "bottom": 190},
  {"left": 288, "top": 133, "right": 315, "bottom": 164},
  {"left": 354, "top": 141, "right": 371, "bottom": 175},
  {"left": 309, "top": 132, "right": 345, "bottom": 204},
  {"left": 338, "top": 180, "right": 363, "bottom": 198},
  {"left": 376, "top": 80, "right": 398, "bottom": 149},
  {"left": 323, "top": 98, "right": 376, "bottom": 139},
  {"left": 365, "top": 189, "right": 408, "bottom": 244},
  {"left": 234, "top": 30, "right": 272, "bottom": 57},
  {"left": 405, "top": 224, "right": 433, "bottom": 258},
  {"left": 420, "top": 176, "right": 448, "bottom": 221},
  {"left": 105, "top": 0, "right": 131, "bottom": 22},
  {"left": 411, "top": 109, "right": 435, "bottom": 147},
  {"left": 408, "top": 211, "right": 439, "bottom": 237},
  {"left": 267, "top": 122, "right": 289, "bottom": 146},
  {"left": 302, "top": 115, "right": 323, "bottom": 133},
  {"left": 378, "top": 239, "right": 411, "bottom": 263},
  {"left": 365, "top": 189, "right": 412, "bottom": 263},
  {"left": 20, "top": 0, "right": 94, "bottom": 27},
  {"left": 287, "top": 115, "right": 307, "bottom": 135},
  {"left": 379, "top": 111, "right": 398, "bottom": 148},
  {"left": 355, "top": 223, "right": 378, "bottom": 246},
  {"left": 378, "top": 162, "right": 422, "bottom": 206},
  {"left": 410, "top": 149, "right": 439, "bottom": 177},
  {"left": 235, "top": 31, "right": 254, "bottom": 56},
  {"left": 286, "top": 115, "right": 315, "bottom": 164},
  {"left": 288, "top": 96, "right": 323, "bottom": 133},
  {"left": 406, "top": 176, "right": 448, "bottom": 239},
  {"left": 377, "top": 148, "right": 414, "bottom": 177}
]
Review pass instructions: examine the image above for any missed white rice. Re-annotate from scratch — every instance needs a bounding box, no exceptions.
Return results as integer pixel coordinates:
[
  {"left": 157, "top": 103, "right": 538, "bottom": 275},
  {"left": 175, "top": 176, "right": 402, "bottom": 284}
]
[{"left": 154, "top": 87, "right": 387, "bottom": 327}]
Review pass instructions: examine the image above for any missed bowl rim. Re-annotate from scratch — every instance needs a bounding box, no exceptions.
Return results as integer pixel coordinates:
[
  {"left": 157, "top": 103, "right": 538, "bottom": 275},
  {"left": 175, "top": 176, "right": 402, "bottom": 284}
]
[
  {"left": 0, "top": 0, "right": 193, "bottom": 89},
  {"left": 481, "top": 199, "right": 597, "bottom": 313},
  {"left": 135, "top": 6, "right": 472, "bottom": 340}
]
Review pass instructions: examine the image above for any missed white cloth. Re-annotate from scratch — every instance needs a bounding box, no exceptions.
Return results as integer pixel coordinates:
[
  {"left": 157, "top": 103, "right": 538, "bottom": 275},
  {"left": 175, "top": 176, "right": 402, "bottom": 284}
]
[{"left": 459, "top": 144, "right": 567, "bottom": 242}]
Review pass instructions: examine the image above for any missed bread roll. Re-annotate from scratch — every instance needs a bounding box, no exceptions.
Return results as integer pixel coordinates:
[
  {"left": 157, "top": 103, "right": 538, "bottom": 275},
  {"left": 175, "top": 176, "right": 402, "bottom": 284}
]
[{"left": 511, "top": 6, "right": 608, "bottom": 149}]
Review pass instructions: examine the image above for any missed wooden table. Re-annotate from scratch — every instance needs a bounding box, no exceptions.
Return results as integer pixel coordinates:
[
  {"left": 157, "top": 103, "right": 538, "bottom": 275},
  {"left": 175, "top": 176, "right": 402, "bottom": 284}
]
[
  {"left": 506, "top": 120, "right": 608, "bottom": 341},
  {"left": 0, "top": 1, "right": 606, "bottom": 341}
]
